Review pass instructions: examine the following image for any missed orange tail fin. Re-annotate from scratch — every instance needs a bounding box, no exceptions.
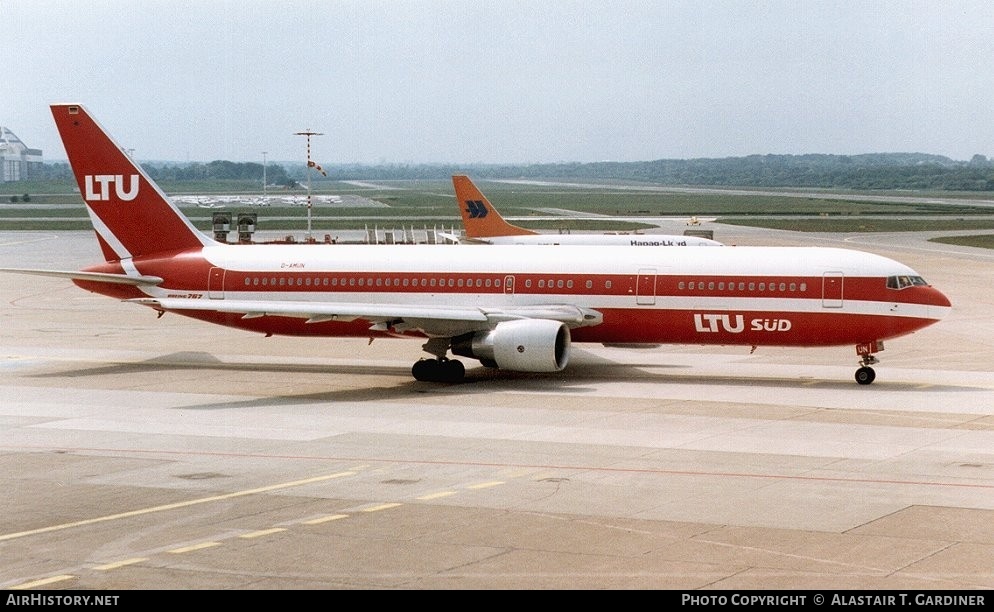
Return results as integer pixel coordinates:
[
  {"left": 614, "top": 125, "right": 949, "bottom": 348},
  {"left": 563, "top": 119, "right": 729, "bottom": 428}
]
[
  {"left": 451, "top": 175, "right": 535, "bottom": 238},
  {"left": 51, "top": 104, "right": 212, "bottom": 261}
]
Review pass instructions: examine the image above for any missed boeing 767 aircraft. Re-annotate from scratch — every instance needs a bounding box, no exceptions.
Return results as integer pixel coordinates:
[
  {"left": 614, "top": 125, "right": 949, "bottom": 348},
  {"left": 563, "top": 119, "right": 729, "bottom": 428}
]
[{"left": 0, "top": 104, "right": 951, "bottom": 384}]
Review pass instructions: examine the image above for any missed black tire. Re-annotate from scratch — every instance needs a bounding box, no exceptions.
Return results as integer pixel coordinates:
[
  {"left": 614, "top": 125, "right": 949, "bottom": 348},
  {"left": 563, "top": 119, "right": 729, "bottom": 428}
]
[
  {"left": 413, "top": 359, "right": 465, "bottom": 383},
  {"left": 443, "top": 359, "right": 465, "bottom": 383},
  {"left": 412, "top": 359, "right": 434, "bottom": 381},
  {"left": 855, "top": 366, "right": 876, "bottom": 385}
]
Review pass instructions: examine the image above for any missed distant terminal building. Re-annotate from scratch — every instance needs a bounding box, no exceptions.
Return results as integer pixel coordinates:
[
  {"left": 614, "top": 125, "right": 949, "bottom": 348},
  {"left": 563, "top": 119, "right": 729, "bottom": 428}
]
[{"left": 1, "top": 127, "right": 43, "bottom": 182}]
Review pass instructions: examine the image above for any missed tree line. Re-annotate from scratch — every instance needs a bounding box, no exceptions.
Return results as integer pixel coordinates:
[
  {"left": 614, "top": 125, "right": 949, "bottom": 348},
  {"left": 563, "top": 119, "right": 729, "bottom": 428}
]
[
  {"left": 32, "top": 161, "right": 295, "bottom": 187},
  {"left": 35, "top": 152, "right": 994, "bottom": 191}
]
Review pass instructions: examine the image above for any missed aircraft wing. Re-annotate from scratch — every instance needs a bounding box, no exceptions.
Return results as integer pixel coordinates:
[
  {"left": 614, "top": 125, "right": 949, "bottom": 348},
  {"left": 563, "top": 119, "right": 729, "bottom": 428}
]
[
  {"left": 434, "top": 231, "right": 489, "bottom": 244},
  {"left": 454, "top": 236, "right": 495, "bottom": 245},
  {"left": 0, "top": 268, "right": 164, "bottom": 286},
  {"left": 128, "top": 297, "right": 602, "bottom": 337}
]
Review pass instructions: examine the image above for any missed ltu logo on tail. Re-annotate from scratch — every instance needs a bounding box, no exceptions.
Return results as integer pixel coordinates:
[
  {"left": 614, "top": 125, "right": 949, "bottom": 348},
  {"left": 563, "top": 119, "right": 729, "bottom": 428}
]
[
  {"left": 464, "top": 200, "right": 489, "bottom": 219},
  {"left": 85, "top": 175, "right": 139, "bottom": 202}
]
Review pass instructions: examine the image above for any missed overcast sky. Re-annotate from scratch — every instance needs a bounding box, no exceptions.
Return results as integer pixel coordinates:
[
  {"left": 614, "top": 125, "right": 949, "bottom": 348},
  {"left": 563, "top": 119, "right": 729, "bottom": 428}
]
[{"left": 4, "top": 0, "right": 994, "bottom": 165}]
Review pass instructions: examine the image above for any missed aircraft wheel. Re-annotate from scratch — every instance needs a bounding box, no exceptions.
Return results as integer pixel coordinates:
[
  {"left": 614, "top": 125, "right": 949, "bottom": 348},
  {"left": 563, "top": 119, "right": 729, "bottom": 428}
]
[
  {"left": 412, "top": 359, "right": 435, "bottom": 381},
  {"left": 412, "top": 358, "right": 465, "bottom": 383},
  {"left": 442, "top": 359, "right": 465, "bottom": 383},
  {"left": 855, "top": 366, "right": 876, "bottom": 385}
]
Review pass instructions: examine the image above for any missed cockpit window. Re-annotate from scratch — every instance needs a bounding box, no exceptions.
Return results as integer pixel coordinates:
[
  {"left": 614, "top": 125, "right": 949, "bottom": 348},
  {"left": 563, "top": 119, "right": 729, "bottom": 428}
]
[{"left": 887, "top": 275, "right": 928, "bottom": 289}]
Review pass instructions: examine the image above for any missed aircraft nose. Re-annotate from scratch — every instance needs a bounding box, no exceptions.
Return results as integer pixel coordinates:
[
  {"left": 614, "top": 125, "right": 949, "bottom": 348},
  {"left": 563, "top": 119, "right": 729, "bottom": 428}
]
[{"left": 926, "top": 286, "right": 952, "bottom": 319}]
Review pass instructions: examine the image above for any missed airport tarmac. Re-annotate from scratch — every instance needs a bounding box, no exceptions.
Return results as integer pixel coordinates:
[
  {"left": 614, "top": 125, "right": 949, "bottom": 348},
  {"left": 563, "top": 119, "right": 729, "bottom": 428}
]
[{"left": 1, "top": 227, "right": 993, "bottom": 590}]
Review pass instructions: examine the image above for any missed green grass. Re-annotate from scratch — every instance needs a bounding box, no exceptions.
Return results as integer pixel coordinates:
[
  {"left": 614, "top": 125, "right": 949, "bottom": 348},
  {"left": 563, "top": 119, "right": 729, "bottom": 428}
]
[
  {"left": 3, "top": 178, "right": 993, "bottom": 247},
  {"left": 718, "top": 217, "right": 994, "bottom": 232},
  {"left": 929, "top": 234, "right": 994, "bottom": 248}
]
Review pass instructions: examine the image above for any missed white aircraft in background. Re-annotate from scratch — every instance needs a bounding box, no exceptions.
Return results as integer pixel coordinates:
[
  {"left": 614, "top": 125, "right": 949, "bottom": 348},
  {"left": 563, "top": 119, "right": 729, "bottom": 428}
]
[
  {"left": 0, "top": 104, "right": 950, "bottom": 385},
  {"left": 451, "top": 174, "right": 723, "bottom": 247}
]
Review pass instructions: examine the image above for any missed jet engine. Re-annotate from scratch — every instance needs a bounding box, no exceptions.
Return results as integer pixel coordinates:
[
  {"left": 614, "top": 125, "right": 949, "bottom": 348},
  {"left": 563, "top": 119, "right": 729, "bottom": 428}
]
[{"left": 451, "top": 319, "right": 570, "bottom": 372}]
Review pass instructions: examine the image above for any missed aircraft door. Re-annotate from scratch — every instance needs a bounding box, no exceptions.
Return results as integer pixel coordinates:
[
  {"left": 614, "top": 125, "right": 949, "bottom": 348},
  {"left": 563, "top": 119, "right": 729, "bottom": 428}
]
[
  {"left": 503, "top": 275, "right": 515, "bottom": 301},
  {"left": 208, "top": 267, "right": 225, "bottom": 299},
  {"left": 822, "top": 272, "right": 843, "bottom": 308},
  {"left": 636, "top": 268, "right": 656, "bottom": 305}
]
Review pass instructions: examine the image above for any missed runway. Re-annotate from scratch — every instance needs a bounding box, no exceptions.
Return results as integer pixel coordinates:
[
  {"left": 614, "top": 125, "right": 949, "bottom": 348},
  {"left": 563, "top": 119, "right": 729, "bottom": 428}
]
[{"left": 1, "top": 228, "right": 993, "bottom": 590}]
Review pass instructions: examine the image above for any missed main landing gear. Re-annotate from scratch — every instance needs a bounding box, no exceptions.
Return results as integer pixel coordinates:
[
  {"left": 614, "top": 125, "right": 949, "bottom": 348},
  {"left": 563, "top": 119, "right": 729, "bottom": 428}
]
[
  {"left": 412, "top": 357, "right": 465, "bottom": 383},
  {"left": 412, "top": 337, "right": 466, "bottom": 383},
  {"left": 855, "top": 341, "right": 882, "bottom": 385}
]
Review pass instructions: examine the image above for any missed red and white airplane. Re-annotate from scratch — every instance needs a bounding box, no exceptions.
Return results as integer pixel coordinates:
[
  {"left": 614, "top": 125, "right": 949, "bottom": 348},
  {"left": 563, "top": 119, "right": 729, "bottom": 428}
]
[
  {"left": 2, "top": 104, "right": 951, "bottom": 384},
  {"left": 451, "top": 174, "right": 724, "bottom": 246}
]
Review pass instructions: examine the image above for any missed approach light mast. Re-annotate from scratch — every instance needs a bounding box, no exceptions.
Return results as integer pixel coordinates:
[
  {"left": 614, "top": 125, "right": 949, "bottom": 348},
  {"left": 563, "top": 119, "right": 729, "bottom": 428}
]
[{"left": 294, "top": 130, "right": 324, "bottom": 242}]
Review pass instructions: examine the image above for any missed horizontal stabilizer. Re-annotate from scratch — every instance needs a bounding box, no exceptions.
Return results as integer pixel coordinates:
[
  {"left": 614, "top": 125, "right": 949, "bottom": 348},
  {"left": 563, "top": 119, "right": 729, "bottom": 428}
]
[{"left": 0, "top": 268, "right": 163, "bottom": 285}]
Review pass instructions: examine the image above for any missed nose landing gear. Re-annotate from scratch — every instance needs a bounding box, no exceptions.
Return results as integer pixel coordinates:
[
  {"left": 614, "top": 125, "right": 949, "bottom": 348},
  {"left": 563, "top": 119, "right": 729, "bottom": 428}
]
[
  {"left": 855, "top": 363, "right": 876, "bottom": 385},
  {"left": 855, "top": 341, "right": 882, "bottom": 385}
]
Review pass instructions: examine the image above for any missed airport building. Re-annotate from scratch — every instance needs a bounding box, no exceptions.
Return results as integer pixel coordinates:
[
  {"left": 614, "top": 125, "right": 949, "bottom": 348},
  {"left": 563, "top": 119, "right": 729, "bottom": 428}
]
[{"left": 1, "top": 126, "right": 42, "bottom": 182}]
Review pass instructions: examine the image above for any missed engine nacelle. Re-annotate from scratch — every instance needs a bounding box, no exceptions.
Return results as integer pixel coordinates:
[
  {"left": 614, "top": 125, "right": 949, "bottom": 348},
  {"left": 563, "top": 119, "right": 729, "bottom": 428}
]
[{"left": 451, "top": 319, "right": 570, "bottom": 372}]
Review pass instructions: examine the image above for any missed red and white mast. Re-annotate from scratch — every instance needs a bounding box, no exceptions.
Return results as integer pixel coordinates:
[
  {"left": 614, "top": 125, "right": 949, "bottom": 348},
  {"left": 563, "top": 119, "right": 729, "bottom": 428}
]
[{"left": 294, "top": 129, "right": 324, "bottom": 242}]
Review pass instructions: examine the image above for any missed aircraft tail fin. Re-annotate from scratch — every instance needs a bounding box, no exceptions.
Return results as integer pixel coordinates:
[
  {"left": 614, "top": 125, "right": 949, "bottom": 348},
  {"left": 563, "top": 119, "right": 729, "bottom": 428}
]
[
  {"left": 452, "top": 175, "right": 535, "bottom": 238},
  {"left": 50, "top": 104, "right": 213, "bottom": 262}
]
